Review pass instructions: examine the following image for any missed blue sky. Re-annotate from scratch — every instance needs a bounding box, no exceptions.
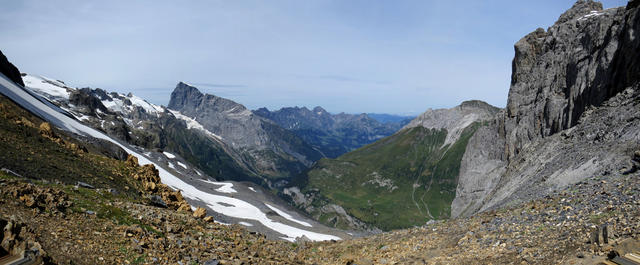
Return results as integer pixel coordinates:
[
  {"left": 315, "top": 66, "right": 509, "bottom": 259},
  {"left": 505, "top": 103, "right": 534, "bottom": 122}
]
[{"left": 0, "top": 0, "right": 628, "bottom": 115}]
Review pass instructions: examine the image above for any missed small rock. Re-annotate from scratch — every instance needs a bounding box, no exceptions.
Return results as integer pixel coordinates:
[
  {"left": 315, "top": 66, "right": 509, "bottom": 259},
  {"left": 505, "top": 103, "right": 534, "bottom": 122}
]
[
  {"left": 148, "top": 195, "right": 167, "bottom": 208},
  {"left": 204, "top": 259, "right": 220, "bottom": 265},
  {"left": 76, "top": 181, "right": 95, "bottom": 189}
]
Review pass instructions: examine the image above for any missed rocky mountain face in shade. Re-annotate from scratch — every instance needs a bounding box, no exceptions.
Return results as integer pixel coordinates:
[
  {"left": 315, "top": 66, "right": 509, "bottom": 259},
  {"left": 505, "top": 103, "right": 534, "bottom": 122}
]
[
  {"left": 452, "top": 0, "right": 640, "bottom": 217},
  {"left": 254, "top": 106, "right": 411, "bottom": 158},
  {"left": 0, "top": 50, "right": 24, "bottom": 86},
  {"left": 168, "top": 82, "right": 324, "bottom": 184}
]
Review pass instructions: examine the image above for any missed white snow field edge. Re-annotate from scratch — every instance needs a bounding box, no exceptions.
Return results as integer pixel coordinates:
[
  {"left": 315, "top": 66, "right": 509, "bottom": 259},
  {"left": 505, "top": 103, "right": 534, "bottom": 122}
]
[
  {"left": 265, "top": 203, "right": 313, "bottom": 227},
  {"left": 22, "top": 75, "right": 71, "bottom": 99},
  {"left": 0, "top": 74, "right": 340, "bottom": 242}
]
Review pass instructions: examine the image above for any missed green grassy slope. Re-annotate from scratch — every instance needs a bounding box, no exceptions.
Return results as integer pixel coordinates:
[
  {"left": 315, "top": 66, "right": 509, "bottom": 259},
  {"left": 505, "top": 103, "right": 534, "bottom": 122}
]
[
  {"left": 299, "top": 123, "right": 481, "bottom": 230},
  {"left": 0, "top": 95, "right": 144, "bottom": 198}
]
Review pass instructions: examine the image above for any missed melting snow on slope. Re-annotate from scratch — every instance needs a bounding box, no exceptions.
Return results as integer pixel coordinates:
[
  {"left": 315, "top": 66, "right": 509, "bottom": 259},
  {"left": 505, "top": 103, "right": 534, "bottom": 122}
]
[
  {"left": 128, "top": 94, "right": 163, "bottom": 114},
  {"left": 169, "top": 110, "right": 223, "bottom": 141},
  {"left": 101, "top": 93, "right": 163, "bottom": 115},
  {"left": 177, "top": 161, "right": 188, "bottom": 169},
  {"left": 0, "top": 75, "right": 340, "bottom": 242},
  {"left": 168, "top": 163, "right": 176, "bottom": 170},
  {"left": 163, "top": 152, "right": 176, "bottom": 159},
  {"left": 265, "top": 203, "right": 313, "bottom": 227},
  {"left": 101, "top": 97, "right": 125, "bottom": 113},
  {"left": 248, "top": 187, "right": 257, "bottom": 192},
  {"left": 578, "top": 11, "right": 604, "bottom": 21},
  {"left": 23, "top": 74, "right": 71, "bottom": 99},
  {"left": 200, "top": 179, "right": 237, "bottom": 193},
  {"left": 238, "top": 222, "right": 254, "bottom": 227},
  {"left": 174, "top": 183, "right": 339, "bottom": 241}
]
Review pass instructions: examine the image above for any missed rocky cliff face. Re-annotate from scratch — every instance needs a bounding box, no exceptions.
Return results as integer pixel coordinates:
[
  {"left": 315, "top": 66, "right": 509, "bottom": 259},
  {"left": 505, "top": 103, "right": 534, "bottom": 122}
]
[
  {"left": 254, "top": 106, "right": 409, "bottom": 158},
  {"left": 168, "top": 82, "right": 323, "bottom": 183},
  {"left": 453, "top": 0, "right": 640, "bottom": 217},
  {"left": 0, "top": 50, "right": 24, "bottom": 87}
]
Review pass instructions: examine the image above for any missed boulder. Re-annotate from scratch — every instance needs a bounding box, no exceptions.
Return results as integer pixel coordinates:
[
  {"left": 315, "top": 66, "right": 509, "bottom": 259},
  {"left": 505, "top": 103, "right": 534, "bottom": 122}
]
[
  {"left": 148, "top": 195, "right": 167, "bottom": 208},
  {"left": 125, "top": 154, "right": 139, "bottom": 168},
  {"left": 38, "top": 122, "right": 55, "bottom": 138},
  {"left": 193, "top": 207, "right": 206, "bottom": 219}
]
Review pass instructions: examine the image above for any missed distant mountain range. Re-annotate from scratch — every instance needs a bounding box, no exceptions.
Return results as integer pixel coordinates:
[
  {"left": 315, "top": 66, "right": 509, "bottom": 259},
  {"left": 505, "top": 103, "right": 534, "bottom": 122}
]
[
  {"left": 366, "top": 113, "right": 414, "bottom": 124},
  {"left": 254, "top": 107, "right": 411, "bottom": 158}
]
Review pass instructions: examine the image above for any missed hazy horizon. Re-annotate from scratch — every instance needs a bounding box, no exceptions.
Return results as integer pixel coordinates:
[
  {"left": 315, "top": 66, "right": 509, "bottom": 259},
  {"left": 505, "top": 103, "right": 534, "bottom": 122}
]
[{"left": 0, "top": 0, "right": 627, "bottom": 115}]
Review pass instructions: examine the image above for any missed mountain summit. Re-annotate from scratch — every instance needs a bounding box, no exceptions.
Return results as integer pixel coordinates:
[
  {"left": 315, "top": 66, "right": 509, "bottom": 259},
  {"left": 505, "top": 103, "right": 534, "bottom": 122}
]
[{"left": 168, "top": 83, "right": 323, "bottom": 185}]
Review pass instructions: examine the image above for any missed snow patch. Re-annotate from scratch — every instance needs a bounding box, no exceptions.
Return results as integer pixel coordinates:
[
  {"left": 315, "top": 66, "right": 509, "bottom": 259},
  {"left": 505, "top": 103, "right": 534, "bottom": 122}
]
[
  {"left": 265, "top": 203, "right": 313, "bottom": 227},
  {"left": 128, "top": 94, "right": 162, "bottom": 114},
  {"left": 248, "top": 187, "right": 257, "bottom": 192},
  {"left": 200, "top": 179, "right": 237, "bottom": 194},
  {"left": 101, "top": 97, "right": 125, "bottom": 113},
  {"left": 578, "top": 11, "right": 604, "bottom": 21},
  {"left": 238, "top": 221, "right": 254, "bottom": 227},
  {"left": 163, "top": 152, "right": 176, "bottom": 159},
  {"left": 169, "top": 110, "right": 223, "bottom": 141},
  {"left": 177, "top": 161, "right": 188, "bottom": 169},
  {"left": 23, "top": 74, "right": 71, "bottom": 99}
]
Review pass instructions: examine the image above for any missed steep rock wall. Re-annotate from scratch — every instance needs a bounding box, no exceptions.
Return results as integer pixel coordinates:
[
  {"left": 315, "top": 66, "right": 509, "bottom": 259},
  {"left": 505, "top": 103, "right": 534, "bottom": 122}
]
[{"left": 453, "top": 0, "right": 640, "bottom": 217}]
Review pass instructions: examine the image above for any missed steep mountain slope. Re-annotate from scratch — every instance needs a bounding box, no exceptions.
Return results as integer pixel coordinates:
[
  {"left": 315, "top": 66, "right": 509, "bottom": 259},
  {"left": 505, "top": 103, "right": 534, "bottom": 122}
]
[
  {"left": 254, "top": 106, "right": 410, "bottom": 158},
  {"left": 2, "top": 64, "right": 345, "bottom": 242},
  {"left": 287, "top": 101, "right": 500, "bottom": 231},
  {"left": 452, "top": 0, "right": 640, "bottom": 218},
  {"left": 0, "top": 89, "right": 336, "bottom": 263},
  {"left": 168, "top": 83, "right": 324, "bottom": 184},
  {"left": 21, "top": 74, "right": 254, "bottom": 183}
]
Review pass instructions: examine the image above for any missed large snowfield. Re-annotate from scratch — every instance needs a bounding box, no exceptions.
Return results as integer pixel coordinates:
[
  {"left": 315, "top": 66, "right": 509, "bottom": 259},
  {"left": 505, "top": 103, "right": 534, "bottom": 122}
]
[{"left": 1, "top": 73, "right": 340, "bottom": 242}]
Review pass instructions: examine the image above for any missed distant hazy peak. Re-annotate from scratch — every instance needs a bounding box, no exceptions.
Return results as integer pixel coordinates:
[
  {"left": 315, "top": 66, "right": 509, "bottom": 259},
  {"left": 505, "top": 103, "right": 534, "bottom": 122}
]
[{"left": 312, "top": 106, "right": 327, "bottom": 114}]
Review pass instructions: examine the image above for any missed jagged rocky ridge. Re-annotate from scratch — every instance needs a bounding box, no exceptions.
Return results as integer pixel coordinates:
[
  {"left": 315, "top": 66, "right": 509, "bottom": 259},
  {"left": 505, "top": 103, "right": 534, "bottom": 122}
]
[
  {"left": 20, "top": 74, "right": 251, "bottom": 183},
  {"left": 452, "top": 0, "right": 640, "bottom": 217},
  {"left": 254, "top": 106, "right": 410, "bottom": 158}
]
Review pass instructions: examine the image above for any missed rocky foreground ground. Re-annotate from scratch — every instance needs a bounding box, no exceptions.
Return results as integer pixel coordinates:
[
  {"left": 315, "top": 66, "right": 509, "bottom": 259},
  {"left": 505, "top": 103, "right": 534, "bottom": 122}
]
[{"left": 1, "top": 151, "right": 639, "bottom": 265}]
